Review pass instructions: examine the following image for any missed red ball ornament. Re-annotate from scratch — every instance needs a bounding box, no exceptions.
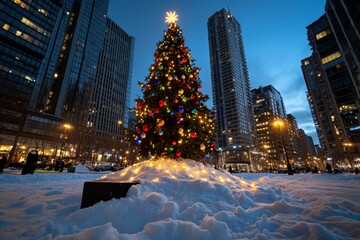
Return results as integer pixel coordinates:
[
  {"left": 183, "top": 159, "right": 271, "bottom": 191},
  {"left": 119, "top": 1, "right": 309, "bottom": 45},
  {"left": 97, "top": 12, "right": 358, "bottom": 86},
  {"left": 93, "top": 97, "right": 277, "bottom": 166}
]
[
  {"left": 154, "top": 53, "right": 158, "bottom": 58},
  {"left": 137, "top": 102, "right": 142, "bottom": 109},
  {"left": 147, "top": 111, "right": 152, "bottom": 117},
  {"left": 191, "top": 132, "right": 197, "bottom": 139},
  {"left": 198, "top": 84, "right": 202, "bottom": 88},
  {"left": 142, "top": 125, "right": 149, "bottom": 132},
  {"left": 136, "top": 127, "right": 141, "bottom": 134},
  {"left": 182, "top": 58, "right": 187, "bottom": 63},
  {"left": 211, "top": 142, "right": 215, "bottom": 147},
  {"left": 172, "top": 141, "right": 177, "bottom": 145},
  {"left": 175, "top": 151, "right": 181, "bottom": 157},
  {"left": 174, "top": 99, "right": 179, "bottom": 104},
  {"left": 159, "top": 100, "right": 165, "bottom": 107},
  {"left": 155, "top": 108, "right": 160, "bottom": 114},
  {"left": 182, "top": 48, "right": 187, "bottom": 53}
]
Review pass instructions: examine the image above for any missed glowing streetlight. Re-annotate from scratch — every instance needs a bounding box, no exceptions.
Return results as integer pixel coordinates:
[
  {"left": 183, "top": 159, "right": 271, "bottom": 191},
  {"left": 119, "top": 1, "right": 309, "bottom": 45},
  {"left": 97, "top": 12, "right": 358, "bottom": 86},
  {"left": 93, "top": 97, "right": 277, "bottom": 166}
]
[
  {"left": 273, "top": 118, "right": 293, "bottom": 175},
  {"left": 60, "top": 123, "right": 73, "bottom": 157},
  {"left": 343, "top": 142, "right": 354, "bottom": 170}
]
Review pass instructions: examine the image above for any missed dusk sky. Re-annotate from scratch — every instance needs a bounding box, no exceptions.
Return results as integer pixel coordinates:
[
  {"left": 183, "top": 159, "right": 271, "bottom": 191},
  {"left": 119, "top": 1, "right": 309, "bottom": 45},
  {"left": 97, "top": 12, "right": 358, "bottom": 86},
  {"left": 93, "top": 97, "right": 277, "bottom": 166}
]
[{"left": 108, "top": 0, "right": 326, "bottom": 144}]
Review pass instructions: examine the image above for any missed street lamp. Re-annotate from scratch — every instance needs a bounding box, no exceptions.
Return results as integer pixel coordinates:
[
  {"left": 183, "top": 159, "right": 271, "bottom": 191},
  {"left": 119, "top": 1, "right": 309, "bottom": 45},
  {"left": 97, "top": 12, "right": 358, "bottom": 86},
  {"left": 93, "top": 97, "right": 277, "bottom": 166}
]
[
  {"left": 273, "top": 118, "right": 293, "bottom": 175},
  {"left": 60, "top": 123, "right": 73, "bottom": 157},
  {"left": 343, "top": 142, "right": 353, "bottom": 170}
]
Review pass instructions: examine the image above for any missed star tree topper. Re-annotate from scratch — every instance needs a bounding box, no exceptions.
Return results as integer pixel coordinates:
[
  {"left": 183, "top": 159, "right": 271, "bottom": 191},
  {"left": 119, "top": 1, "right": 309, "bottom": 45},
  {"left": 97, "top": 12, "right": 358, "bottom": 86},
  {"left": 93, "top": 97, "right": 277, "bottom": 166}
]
[{"left": 165, "top": 11, "right": 178, "bottom": 24}]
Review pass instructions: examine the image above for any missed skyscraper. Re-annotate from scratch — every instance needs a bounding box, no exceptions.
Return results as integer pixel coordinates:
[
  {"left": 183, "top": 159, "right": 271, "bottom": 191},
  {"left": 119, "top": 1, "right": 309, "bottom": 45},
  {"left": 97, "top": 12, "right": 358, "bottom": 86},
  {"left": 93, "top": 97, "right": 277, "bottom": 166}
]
[
  {"left": 251, "top": 85, "right": 287, "bottom": 170},
  {"left": 0, "top": 0, "right": 136, "bottom": 163},
  {"left": 0, "top": 0, "right": 74, "bottom": 109},
  {"left": 85, "top": 18, "right": 134, "bottom": 158},
  {"left": 301, "top": 0, "right": 360, "bottom": 168},
  {"left": 0, "top": 0, "right": 80, "bottom": 157},
  {"left": 208, "top": 9, "right": 254, "bottom": 168}
]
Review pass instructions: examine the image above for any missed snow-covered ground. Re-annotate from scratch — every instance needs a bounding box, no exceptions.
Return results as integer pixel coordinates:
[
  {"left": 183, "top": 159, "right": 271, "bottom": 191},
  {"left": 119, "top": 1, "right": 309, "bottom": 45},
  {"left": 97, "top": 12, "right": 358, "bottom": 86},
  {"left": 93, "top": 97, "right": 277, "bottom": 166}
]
[{"left": 0, "top": 158, "right": 359, "bottom": 240}]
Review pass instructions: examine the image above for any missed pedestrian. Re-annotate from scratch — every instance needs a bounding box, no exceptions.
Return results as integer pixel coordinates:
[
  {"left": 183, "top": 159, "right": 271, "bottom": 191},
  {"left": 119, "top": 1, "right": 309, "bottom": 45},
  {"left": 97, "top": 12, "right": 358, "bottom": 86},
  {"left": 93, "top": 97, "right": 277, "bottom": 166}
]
[
  {"left": 326, "top": 163, "right": 332, "bottom": 173},
  {"left": 0, "top": 155, "right": 7, "bottom": 173},
  {"left": 54, "top": 158, "right": 61, "bottom": 171},
  {"left": 21, "top": 150, "right": 39, "bottom": 175},
  {"left": 59, "top": 160, "right": 64, "bottom": 172}
]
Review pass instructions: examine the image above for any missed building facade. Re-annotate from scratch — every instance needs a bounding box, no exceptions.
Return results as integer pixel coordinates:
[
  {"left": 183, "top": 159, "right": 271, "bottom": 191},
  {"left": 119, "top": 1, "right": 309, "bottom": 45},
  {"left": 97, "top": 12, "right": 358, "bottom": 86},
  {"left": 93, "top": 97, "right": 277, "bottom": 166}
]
[
  {"left": 301, "top": 0, "right": 360, "bottom": 169},
  {"left": 0, "top": 0, "right": 78, "bottom": 160},
  {"left": 251, "top": 85, "right": 288, "bottom": 171},
  {"left": 0, "top": 0, "right": 135, "bottom": 165},
  {"left": 208, "top": 8, "right": 254, "bottom": 169},
  {"left": 84, "top": 18, "right": 134, "bottom": 162}
]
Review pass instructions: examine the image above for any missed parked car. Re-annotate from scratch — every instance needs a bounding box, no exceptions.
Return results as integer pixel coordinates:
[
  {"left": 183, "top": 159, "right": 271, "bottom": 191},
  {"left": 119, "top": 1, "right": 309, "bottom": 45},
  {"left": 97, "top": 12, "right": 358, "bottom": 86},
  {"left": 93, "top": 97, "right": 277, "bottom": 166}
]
[
  {"left": 67, "top": 165, "right": 92, "bottom": 173},
  {"left": 93, "top": 165, "right": 117, "bottom": 172}
]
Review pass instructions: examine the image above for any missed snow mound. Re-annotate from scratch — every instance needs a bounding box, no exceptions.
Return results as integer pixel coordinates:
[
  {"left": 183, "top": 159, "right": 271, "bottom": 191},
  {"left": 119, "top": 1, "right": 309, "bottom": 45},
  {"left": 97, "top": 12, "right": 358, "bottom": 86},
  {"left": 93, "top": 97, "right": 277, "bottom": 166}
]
[
  {"left": 99, "top": 157, "right": 255, "bottom": 188},
  {"left": 2, "top": 158, "right": 359, "bottom": 239}
]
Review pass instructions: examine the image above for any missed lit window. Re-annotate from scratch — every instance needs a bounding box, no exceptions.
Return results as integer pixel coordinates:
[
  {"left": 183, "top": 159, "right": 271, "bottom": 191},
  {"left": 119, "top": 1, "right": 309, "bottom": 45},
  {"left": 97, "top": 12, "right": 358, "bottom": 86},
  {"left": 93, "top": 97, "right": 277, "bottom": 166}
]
[
  {"left": 2, "top": 23, "right": 10, "bottom": 30},
  {"left": 12, "top": 0, "right": 30, "bottom": 10},
  {"left": 25, "top": 75, "right": 35, "bottom": 82},
  {"left": 38, "top": 8, "right": 48, "bottom": 16},
  {"left": 21, "top": 33, "right": 29, "bottom": 40},
  {"left": 15, "top": 30, "right": 22, "bottom": 36},
  {"left": 321, "top": 52, "right": 341, "bottom": 65},
  {"left": 315, "top": 29, "right": 331, "bottom": 40},
  {"left": 21, "top": 17, "right": 47, "bottom": 36}
]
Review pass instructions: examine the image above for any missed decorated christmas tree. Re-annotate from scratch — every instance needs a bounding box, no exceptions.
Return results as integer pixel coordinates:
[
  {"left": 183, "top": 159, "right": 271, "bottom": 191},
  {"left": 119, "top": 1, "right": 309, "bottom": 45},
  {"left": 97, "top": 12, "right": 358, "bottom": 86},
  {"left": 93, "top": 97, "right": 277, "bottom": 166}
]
[{"left": 134, "top": 12, "right": 215, "bottom": 161}]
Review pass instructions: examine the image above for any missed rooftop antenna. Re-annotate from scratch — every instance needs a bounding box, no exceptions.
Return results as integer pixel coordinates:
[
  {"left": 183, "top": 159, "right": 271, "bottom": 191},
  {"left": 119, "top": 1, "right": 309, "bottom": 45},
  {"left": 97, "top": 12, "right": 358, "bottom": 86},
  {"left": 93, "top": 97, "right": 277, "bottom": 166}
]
[{"left": 225, "top": 0, "right": 232, "bottom": 17}]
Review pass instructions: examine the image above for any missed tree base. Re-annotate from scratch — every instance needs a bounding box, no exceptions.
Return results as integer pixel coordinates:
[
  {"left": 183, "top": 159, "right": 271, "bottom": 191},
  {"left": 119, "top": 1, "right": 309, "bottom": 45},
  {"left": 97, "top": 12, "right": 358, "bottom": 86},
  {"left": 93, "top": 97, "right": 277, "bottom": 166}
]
[{"left": 80, "top": 181, "right": 139, "bottom": 209}]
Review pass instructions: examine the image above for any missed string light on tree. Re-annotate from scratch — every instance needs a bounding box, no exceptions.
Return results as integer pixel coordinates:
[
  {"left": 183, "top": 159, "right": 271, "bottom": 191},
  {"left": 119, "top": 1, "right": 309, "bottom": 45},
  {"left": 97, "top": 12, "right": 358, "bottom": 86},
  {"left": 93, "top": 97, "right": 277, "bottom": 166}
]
[{"left": 134, "top": 11, "right": 215, "bottom": 161}]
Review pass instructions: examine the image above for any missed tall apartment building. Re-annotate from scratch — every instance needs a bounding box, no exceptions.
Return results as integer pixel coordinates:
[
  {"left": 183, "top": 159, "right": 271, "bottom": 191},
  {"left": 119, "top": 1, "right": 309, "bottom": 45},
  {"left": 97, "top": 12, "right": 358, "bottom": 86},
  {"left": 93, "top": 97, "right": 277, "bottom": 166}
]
[
  {"left": 287, "top": 114, "right": 306, "bottom": 166},
  {"left": 301, "top": 0, "right": 360, "bottom": 168},
  {"left": 208, "top": 9, "right": 254, "bottom": 168},
  {"left": 0, "top": 0, "right": 134, "bottom": 163},
  {"left": 251, "top": 85, "right": 288, "bottom": 171}
]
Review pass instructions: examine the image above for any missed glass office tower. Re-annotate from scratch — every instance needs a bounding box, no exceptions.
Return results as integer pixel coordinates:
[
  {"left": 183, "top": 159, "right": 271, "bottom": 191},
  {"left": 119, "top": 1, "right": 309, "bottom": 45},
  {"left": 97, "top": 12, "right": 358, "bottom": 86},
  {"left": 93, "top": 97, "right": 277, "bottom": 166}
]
[
  {"left": 0, "top": 0, "right": 110, "bottom": 162},
  {"left": 301, "top": 0, "right": 360, "bottom": 168},
  {"left": 85, "top": 18, "right": 134, "bottom": 157},
  {"left": 208, "top": 9, "right": 254, "bottom": 168},
  {"left": 0, "top": 0, "right": 74, "bottom": 109}
]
